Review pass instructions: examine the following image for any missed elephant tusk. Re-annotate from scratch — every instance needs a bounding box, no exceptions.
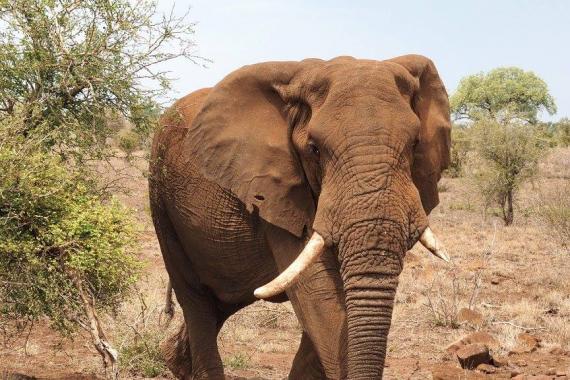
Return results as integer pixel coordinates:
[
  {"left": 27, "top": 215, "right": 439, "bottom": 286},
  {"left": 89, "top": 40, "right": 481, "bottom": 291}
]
[
  {"left": 254, "top": 232, "right": 325, "bottom": 299},
  {"left": 419, "top": 227, "right": 450, "bottom": 262}
]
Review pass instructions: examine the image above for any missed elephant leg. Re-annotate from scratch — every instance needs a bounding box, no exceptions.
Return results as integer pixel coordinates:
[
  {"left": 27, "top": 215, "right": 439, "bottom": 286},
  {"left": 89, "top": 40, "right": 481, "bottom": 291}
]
[
  {"left": 266, "top": 226, "right": 347, "bottom": 380},
  {"left": 162, "top": 301, "right": 241, "bottom": 380},
  {"left": 152, "top": 205, "right": 225, "bottom": 379},
  {"left": 178, "top": 289, "right": 227, "bottom": 379},
  {"left": 289, "top": 332, "right": 327, "bottom": 380}
]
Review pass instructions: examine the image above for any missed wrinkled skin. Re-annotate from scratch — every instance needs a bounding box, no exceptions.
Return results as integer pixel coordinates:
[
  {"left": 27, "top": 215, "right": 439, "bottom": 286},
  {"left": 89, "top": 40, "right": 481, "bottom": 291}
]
[{"left": 149, "top": 55, "right": 451, "bottom": 379}]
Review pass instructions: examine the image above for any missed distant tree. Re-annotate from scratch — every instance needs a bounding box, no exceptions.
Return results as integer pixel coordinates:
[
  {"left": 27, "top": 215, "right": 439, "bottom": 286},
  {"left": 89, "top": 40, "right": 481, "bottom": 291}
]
[
  {"left": 451, "top": 67, "right": 557, "bottom": 225},
  {"left": 470, "top": 115, "right": 547, "bottom": 225},
  {"left": 446, "top": 124, "right": 472, "bottom": 178},
  {"left": 535, "top": 182, "right": 570, "bottom": 247},
  {"left": 451, "top": 67, "right": 556, "bottom": 124},
  {"left": 553, "top": 117, "right": 570, "bottom": 147}
]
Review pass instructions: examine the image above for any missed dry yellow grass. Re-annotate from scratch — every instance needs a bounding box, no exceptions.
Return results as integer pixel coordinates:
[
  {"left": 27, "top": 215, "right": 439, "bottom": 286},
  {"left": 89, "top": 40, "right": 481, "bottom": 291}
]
[{"left": 1, "top": 147, "right": 568, "bottom": 379}]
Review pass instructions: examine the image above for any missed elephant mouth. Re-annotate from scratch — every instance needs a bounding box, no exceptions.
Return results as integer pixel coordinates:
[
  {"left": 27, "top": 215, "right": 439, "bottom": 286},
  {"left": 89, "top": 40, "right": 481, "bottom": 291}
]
[{"left": 253, "top": 226, "right": 449, "bottom": 300}]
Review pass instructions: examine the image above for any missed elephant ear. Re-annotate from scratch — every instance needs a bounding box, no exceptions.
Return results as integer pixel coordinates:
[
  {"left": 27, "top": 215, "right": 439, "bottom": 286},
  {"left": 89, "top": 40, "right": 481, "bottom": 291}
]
[
  {"left": 388, "top": 55, "right": 451, "bottom": 214},
  {"left": 183, "top": 62, "right": 315, "bottom": 238}
]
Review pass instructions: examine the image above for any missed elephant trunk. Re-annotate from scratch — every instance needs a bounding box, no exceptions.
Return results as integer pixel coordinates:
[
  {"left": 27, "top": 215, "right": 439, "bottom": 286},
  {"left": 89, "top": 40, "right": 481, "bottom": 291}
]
[
  {"left": 342, "top": 257, "right": 401, "bottom": 379},
  {"left": 329, "top": 181, "right": 418, "bottom": 378}
]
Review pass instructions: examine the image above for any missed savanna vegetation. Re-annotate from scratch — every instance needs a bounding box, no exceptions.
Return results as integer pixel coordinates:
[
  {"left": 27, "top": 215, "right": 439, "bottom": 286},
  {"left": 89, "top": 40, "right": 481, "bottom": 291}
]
[
  {"left": 449, "top": 67, "right": 568, "bottom": 226},
  {"left": 0, "top": 0, "right": 200, "bottom": 375}
]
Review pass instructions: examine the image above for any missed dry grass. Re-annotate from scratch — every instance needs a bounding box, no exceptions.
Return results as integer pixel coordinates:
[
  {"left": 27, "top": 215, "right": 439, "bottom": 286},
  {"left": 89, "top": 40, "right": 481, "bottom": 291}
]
[
  {"left": 1, "top": 148, "right": 569, "bottom": 379},
  {"left": 386, "top": 148, "right": 570, "bottom": 368},
  {"left": 534, "top": 183, "right": 570, "bottom": 247},
  {"left": 217, "top": 302, "right": 300, "bottom": 378}
]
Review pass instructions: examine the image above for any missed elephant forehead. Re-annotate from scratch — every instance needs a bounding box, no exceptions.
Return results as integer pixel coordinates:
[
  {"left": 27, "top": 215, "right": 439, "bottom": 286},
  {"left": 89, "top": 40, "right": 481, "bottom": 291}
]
[{"left": 296, "top": 58, "right": 411, "bottom": 93}]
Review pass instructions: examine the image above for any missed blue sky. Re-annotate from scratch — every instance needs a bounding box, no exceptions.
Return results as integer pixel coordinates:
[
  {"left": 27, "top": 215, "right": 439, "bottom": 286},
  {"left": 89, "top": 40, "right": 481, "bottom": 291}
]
[{"left": 158, "top": 0, "right": 569, "bottom": 121}]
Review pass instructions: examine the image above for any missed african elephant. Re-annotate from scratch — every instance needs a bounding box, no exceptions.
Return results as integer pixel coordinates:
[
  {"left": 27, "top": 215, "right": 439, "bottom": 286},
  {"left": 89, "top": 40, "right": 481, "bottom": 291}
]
[{"left": 149, "top": 54, "right": 451, "bottom": 379}]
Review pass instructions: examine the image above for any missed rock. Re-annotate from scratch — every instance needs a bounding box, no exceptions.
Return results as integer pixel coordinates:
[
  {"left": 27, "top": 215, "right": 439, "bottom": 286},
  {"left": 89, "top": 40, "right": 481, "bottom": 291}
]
[
  {"left": 446, "top": 342, "right": 463, "bottom": 355},
  {"left": 492, "top": 355, "right": 509, "bottom": 367},
  {"left": 511, "top": 375, "right": 526, "bottom": 380},
  {"left": 518, "top": 332, "right": 540, "bottom": 344},
  {"left": 546, "top": 368, "right": 556, "bottom": 376},
  {"left": 491, "top": 277, "right": 501, "bottom": 285},
  {"left": 446, "top": 331, "right": 500, "bottom": 355},
  {"left": 1, "top": 374, "right": 37, "bottom": 380},
  {"left": 556, "top": 369, "right": 568, "bottom": 376},
  {"left": 528, "top": 376, "right": 553, "bottom": 380},
  {"left": 477, "top": 363, "right": 496, "bottom": 373},
  {"left": 511, "top": 368, "right": 522, "bottom": 377},
  {"left": 550, "top": 346, "right": 568, "bottom": 355},
  {"left": 510, "top": 333, "right": 540, "bottom": 354},
  {"left": 456, "top": 343, "right": 492, "bottom": 370},
  {"left": 457, "top": 308, "right": 484, "bottom": 326}
]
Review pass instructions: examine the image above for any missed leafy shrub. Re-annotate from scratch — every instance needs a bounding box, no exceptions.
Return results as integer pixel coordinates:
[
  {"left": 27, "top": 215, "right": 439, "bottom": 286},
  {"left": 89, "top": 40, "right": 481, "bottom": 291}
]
[
  {"left": 116, "top": 291, "right": 171, "bottom": 378},
  {"left": 0, "top": 122, "right": 141, "bottom": 335},
  {"left": 225, "top": 353, "right": 250, "bottom": 369},
  {"left": 446, "top": 124, "right": 472, "bottom": 177},
  {"left": 120, "top": 330, "right": 168, "bottom": 377},
  {"left": 118, "top": 130, "right": 142, "bottom": 157},
  {"left": 468, "top": 116, "right": 547, "bottom": 225},
  {"left": 535, "top": 184, "right": 570, "bottom": 247},
  {"left": 553, "top": 118, "right": 570, "bottom": 147}
]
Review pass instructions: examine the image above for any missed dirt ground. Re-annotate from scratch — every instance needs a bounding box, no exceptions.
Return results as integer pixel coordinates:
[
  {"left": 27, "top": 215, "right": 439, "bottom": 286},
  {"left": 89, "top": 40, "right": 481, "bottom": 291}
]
[{"left": 1, "top": 148, "right": 569, "bottom": 380}]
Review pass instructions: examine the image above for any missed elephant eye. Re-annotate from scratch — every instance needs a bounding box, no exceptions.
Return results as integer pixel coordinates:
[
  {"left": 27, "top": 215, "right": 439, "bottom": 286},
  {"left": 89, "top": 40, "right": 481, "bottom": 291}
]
[{"left": 308, "top": 141, "right": 320, "bottom": 157}]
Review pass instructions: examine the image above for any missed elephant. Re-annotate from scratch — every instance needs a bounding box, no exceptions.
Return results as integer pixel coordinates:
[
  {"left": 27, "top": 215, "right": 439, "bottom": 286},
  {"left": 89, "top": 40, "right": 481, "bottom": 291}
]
[{"left": 149, "top": 54, "right": 451, "bottom": 379}]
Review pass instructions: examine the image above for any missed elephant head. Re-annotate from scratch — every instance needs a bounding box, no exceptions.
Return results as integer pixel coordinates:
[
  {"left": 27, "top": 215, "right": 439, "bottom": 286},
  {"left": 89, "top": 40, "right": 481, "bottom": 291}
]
[{"left": 184, "top": 55, "right": 451, "bottom": 378}]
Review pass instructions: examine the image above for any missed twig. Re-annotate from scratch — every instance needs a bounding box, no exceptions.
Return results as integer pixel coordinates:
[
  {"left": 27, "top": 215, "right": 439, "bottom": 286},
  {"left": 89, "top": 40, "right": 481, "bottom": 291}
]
[
  {"left": 492, "top": 321, "right": 545, "bottom": 330},
  {"left": 69, "top": 271, "right": 118, "bottom": 379},
  {"left": 23, "top": 319, "right": 34, "bottom": 356}
]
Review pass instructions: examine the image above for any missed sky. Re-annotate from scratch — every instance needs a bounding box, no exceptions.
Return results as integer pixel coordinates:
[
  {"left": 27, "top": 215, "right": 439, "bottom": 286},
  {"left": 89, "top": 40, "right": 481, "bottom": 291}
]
[{"left": 157, "top": 0, "right": 570, "bottom": 121}]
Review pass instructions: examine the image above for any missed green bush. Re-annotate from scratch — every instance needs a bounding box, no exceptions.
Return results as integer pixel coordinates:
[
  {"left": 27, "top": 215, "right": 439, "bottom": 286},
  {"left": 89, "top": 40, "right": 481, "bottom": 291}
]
[
  {"left": 120, "top": 331, "right": 168, "bottom": 377},
  {"left": 446, "top": 124, "right": 472, "bottom": 177},
  {"left": 468, "top": 116, "right": 547, "bottom": 225},
  {"left": 0, "top": 124, "right": 141, "bottom": 334},
  {"left": 536, "top": 184, "right": 570, "bottom": 247},
  {"left": 225, "top": 353, "right": 250, "bottom": 369},
  {"left": 118, "top": 130, "right": 142, "bottom": 157},
  {"left": 553, "top": 118, "right": 570, "bottom": 147}
]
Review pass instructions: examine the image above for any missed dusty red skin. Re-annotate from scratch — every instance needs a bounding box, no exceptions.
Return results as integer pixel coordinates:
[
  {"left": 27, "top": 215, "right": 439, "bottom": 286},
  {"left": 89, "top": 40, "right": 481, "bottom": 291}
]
[{"left": 150, "top": 54, "right": 451, "bottom": 379}]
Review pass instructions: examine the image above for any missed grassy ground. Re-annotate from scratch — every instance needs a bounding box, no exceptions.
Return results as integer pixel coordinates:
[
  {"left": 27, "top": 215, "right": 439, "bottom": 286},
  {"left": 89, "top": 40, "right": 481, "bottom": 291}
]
[{"left": 0, "top": 148, "right": 568, "bottom": 379}]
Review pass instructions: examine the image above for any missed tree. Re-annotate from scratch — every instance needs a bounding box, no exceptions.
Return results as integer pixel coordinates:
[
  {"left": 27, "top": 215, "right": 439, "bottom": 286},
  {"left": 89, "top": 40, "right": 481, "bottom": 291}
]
[
  {"left": 451, "top": 67, "right": 557, "bottom": 225},
  {"left": 470, "top": 115, "right": 547, "bottom": 225},
  {"left": 0, "top": 0, "right": 202, "bottom": 161},
  {"left": 0, "top": 0, "right": 201, "bottom": 374},
  {"left": 451, "top": 67, "right": 556, "bottom": 124},
  {"left": 446, "top": 124, "right": 472, "bottom": 178},
  {"left": 553, "top": 117, "right": 570, "bottom": 147}
]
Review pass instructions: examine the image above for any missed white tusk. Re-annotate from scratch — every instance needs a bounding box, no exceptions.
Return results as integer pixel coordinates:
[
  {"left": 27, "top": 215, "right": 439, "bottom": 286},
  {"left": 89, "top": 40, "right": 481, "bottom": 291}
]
[
  {"left": 419, "top": 227, "right": 450, "bottom": 262},
  {"left": 254, "top": 232, "right": 325, "bottom": 299}
]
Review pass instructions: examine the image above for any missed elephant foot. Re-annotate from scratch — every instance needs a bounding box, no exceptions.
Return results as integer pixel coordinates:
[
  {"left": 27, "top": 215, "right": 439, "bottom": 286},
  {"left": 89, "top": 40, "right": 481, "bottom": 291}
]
[
  {"left": 161, "top": 322, "right": 227, "bottom": 380},
  {"left": 288, "top": 332, "right": 328, "bottom": 380},
  {"left": 161, "top": 322, "right": 193, "bottom": 379}
]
